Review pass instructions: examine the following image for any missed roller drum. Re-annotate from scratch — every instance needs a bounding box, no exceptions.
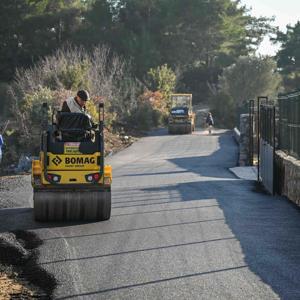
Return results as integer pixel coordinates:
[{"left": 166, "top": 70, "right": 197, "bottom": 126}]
[
  {"left": 33, "top": 189, "right": 111, "bottom": 222},
  {"left": 168, "top": 123, "right": 192, "bottom": 134}
]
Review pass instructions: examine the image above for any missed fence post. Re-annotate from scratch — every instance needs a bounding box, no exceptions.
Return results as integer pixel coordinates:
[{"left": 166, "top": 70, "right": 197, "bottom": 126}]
[
  {"left": 257, "top": 98, "right": 260, "bottom": 182},
  {"left": 273, "top": 105, "right": 276, "bottom": 195},
  {"left": 257, "top": 96, "right": 268, "bottom": 182},
  {"left": 249, "top": 100, "right": 255, "bottom": 166}
]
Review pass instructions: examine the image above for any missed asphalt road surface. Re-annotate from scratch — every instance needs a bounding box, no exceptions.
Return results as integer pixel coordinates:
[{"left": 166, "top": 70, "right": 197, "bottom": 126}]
[{"left": 1, "top": 129, "right": 300, "bottom": 299}]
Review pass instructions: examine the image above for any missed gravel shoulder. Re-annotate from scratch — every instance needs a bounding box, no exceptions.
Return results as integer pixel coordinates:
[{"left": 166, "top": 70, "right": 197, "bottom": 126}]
[
  {"left": 0, "top": 175, "right": 32, "bottom": 209},
  {"left": 0, "top": 230, "right": 57, "bottom": 299},
  {"left": 0, "top": 175, "right": 35, "bottom": 298}
]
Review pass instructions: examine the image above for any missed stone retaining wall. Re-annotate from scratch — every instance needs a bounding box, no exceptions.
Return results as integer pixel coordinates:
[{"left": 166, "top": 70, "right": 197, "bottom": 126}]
[
  {"left": 275, "top": 150, "right": 300, "bottom": 206},
  {"left": 238, "top": 114, "right": 250, "bottom": 166}
]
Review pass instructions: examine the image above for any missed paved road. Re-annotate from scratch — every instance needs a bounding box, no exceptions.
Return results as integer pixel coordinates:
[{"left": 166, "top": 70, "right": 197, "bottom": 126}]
[{"left": 1, "top": 129, "right": 300, "bottom": 299}]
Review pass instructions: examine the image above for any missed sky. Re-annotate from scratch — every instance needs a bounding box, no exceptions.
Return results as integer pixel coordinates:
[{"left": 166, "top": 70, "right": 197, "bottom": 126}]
[{"left": 240, "top": 0, "right": 300, "bottom": 55}]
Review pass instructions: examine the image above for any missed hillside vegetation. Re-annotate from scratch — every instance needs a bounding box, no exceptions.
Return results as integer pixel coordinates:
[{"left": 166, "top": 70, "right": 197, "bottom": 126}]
[{"left": 1, "top": 0, "right": 299, "bottom": 164}]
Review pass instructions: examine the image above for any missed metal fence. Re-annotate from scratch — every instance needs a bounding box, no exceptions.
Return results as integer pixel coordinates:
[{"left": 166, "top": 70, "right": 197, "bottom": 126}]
[
  {"left": 249, "top": 100, "right": 255, "bottom": 166},
  {"left": 278, "top": 92, "right": 300, "bottom": 159},
  {"left": 260, "top": 105, "right": 275, "bottom": 145},
  {"left": 258, "top": 104, "right": 276, "bottom": 194},
  {"left": 248, "top": 97, "right": 269, "bottom": 167}
]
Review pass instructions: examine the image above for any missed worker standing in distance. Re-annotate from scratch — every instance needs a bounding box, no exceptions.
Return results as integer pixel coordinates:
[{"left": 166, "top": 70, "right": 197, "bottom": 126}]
[
  {"left": 61, "top": 90, "right": 90, "bottom": 113},
  {"left": 206, "top": 112, "right": 214, "bottom": 134}
]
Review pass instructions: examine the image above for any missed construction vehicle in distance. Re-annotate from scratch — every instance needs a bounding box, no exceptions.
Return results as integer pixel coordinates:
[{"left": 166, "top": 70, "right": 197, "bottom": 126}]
[
  {"left": 168, "top": 94, "right": 195, "bottom": 134},
  {"left": 31, "top": 102, "right": 112, "bottom": 221}
]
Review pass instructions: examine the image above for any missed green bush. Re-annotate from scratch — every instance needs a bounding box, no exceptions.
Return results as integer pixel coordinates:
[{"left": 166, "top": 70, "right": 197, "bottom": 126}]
[
  {"left": 59, "top": 61, "right": 91, "bottom": 90},
  {"left": 152, "top": 109, "right": 164, "bottom": 127},
  {"left": 134, "top": 102, "right": 154, "bottom": 131},
  {"left": 211, "top": 56, "right": 282, "bottom": 129},
  {"left": 147, "top": 64, "right": 176, "bottom": 105},
  {"left": 1, "top": 131, "right": 23, "bottom": 168},
  {"left": 210, "top": 92, "right": 236, "bottom": 128},
  {"left": 5, "top": 46, "right": 142, "bottom": 164},
  {"left": 23, "top": 87, "right": 54, "bottom": 125},
  {"left": 130, "top": 100, "right": 167, "bottom": 131}
]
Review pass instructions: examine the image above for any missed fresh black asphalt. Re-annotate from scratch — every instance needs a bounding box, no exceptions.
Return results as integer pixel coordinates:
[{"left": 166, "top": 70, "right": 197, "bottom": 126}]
[{"left": 0, "top": 129, "right": 300, "bottom": 299}]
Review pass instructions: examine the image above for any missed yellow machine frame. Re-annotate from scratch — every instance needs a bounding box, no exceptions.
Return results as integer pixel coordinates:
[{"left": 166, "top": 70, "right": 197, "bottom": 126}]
[
  {"left": 31, "top": 102, "right": 112, "bottom": 222},
  {"left": 168, "top": 94, "right": 195, "bottom": 134}
]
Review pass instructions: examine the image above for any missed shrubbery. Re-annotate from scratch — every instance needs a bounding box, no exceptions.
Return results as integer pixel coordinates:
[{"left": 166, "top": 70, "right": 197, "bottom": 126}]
[
  {"left": 147, "top": 64, "right": 176, "bottom": 107},
  {"left": 0, "top": 47, "right": 128, "bottom": 163},
  {"left": 211, "top": 56, "right": 281, "bottom": 128},
  {"left": 131, "top": 91, "right": 168, "bottom": 131},
  {"left": 210, "top": 92, "right": 236, "bottom": 129},
  {"left": 2, "top": 46, "right": 173, "bottom": 165}
]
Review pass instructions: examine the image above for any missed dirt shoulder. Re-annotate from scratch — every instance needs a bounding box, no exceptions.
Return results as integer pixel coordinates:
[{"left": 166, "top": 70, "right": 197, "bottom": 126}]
[
  {"left": 0, "top": 273, "right": 35, "bottom": 299},
  {"left": 104, "top": 128, "right": 141, "bottom": 155},
  {"left": 0, "top": 231, "right": 56, "bottom": 299}
]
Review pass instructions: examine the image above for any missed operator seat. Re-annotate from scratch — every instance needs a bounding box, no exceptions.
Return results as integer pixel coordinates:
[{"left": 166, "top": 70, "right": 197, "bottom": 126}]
[{"left": 56, "top": 112, "right": 93, "bottom": 142}]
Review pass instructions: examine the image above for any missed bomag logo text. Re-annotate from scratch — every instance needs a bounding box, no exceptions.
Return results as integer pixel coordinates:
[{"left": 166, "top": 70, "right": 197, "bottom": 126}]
[{"left": 65, "top": 157, "right": 95, "bottom": 165}]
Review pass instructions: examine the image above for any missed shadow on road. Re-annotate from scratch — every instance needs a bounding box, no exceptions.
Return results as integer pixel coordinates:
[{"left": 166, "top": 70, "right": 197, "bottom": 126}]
[
  {"left": 107, "top": 130, "right": 300, "bottom": 298},
  {"left": 0, "top": 208, "right": 100, "bottom": 233},
  {"left": 146, "top": 128, "right": 169, "bottom": 137},
  {"left": 136, "top": 178, "right": 300, "bottom": 299}
]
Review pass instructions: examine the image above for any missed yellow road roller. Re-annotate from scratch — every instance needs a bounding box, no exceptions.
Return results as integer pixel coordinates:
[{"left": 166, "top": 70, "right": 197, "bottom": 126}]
[
  {"left": 31, "top": 103, "right": 112, "bottom": 221},
  {"left": 168, "top": 94, "right": 195, "bottom": 134}
]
